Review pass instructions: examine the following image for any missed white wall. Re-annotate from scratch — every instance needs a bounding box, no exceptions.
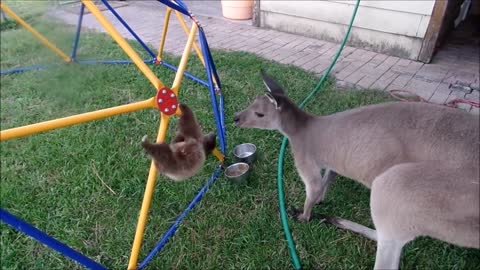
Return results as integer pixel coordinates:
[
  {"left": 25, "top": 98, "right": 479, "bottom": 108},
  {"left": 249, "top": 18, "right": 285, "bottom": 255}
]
[{"left": 259, "top": 0, "right": 436, "bottom": 60}]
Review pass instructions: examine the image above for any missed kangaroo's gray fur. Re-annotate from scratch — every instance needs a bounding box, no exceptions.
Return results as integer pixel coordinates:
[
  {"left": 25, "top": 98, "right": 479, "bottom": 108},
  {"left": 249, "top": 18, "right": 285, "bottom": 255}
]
[{"left": 234, "top": 71, "right": 479, "bottom": 269}]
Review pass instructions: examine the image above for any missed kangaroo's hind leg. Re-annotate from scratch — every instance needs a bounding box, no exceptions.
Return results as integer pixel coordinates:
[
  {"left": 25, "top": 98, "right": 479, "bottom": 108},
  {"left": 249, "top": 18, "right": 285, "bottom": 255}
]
[
  {"left": 315, "top": 168, "right": 337, "bottom": 205},
  {"left": 372, "top": 161, "right": 479, "bottom": 269},
  {"left": 370, "top": 164, "right": 424, "bottom": 270},
  {"left": 374, "top": 239, "right": 408, "bottom": 270}
]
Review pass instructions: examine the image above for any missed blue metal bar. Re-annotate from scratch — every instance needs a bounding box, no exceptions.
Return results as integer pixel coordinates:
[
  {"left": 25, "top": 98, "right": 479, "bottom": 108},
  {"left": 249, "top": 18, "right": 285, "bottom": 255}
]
[
  {"left": 0, "top": 209, "right": 107, "bottom": 270},
  {"left": 198, "top": 28, "right": 226, "bottom": 137},
  {"left": 137, "top": 166, "right": 223, "bottom": 270},
  {"left": 100, "top": 0, "right": 156, "bottom": 59},
  {"left": 173, "top": 0, "right": 190, "bottom": 12},
  {"left": 218, "top": 93, "right": 226, "bottom": 140},
  {"left": 76, "top": 59, "right": 153, "bottom": 65},
  {"left": 1, "top": 64, "right": 51, "bottom": 75},
  {"left": 199, "top": 30, "right": 226, "bottom": 153},
  {"left": 0, "top": 58, "right": 154, "bottom": 75},
  {"left": 201, "top": 29, "right": 222, "bottom": 90},
  {"left": 159, "top": 60, "right": 209, "bottom": 87},
  {"left": 1, "top": 8, "right": 8, "bottom": 21},
  {"left": 70, "top": 3, "right": 85, "bottom": 60},
  {"left": 156, "top": 0, "right": 190, "bottom": 17}
]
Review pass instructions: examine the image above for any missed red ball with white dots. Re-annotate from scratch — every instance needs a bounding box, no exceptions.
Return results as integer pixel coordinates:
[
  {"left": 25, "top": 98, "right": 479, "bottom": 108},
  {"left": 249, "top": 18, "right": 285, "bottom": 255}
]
[{"left": 155, "top": 87, "right": 178, "bottom": 116}]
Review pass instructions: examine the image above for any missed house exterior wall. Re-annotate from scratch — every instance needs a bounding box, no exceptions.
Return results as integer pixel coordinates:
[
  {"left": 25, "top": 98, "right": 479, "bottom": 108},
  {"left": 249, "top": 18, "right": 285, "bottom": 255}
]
[{"left": 259, "top": 0, "right": 436, "bottom": 60}]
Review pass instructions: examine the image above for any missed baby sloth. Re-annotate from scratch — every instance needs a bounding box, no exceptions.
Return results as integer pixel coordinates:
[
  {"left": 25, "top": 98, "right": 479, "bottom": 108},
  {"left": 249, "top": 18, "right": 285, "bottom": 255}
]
[{"left": 141, "top": 103, "right": 216, "bottom": 181}]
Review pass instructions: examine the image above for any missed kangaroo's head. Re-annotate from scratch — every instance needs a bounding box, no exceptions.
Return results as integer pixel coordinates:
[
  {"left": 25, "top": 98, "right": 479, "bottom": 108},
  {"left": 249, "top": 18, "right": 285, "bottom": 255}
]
[{"left": 234, "top": 71, "right": 288, "bottom": 130}]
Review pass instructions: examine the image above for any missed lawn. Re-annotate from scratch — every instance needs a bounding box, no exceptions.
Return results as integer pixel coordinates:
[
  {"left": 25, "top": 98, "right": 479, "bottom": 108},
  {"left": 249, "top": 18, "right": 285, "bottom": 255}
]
[{"left": 1, "top": 5, "right": 479, "bottom": 270}]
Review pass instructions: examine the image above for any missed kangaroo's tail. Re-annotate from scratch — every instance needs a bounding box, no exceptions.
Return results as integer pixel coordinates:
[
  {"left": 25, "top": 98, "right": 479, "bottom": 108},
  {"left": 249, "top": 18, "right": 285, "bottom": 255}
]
[{"left": 318, "top": 214, "right": 377, "bottom": 241}]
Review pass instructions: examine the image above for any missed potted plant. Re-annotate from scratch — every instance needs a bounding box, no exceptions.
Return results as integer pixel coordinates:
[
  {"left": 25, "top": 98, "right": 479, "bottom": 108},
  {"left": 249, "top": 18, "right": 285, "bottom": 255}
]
[{"left": 221, "top": 0, "right": 254, "bottom": 20}]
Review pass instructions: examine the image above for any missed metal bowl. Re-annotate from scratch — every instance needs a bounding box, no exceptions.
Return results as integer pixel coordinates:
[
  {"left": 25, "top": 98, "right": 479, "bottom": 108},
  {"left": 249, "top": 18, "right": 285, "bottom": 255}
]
[
  {"left": 224, "top": 162, "right": 250, "bottom": 184},
  {"left": 233, "top": 143, "right": 257, "bottom": 164}
]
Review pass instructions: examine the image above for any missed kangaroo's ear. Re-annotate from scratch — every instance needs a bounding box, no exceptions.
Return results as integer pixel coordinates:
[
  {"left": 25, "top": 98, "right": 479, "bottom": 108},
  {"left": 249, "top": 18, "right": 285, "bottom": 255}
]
[
  {"left": 261, "top": 70, "right": 285, "bottom": 95},
  {"left": 265, "top": 92, "right": 280, "bottom": 110}
]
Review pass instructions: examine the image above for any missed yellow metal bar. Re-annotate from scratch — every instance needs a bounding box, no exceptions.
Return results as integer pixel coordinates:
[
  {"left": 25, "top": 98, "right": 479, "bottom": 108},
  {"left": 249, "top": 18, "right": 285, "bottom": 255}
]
[
  {"left": 171, "top": 22, "right": 198, "bottom": 94},
  {"left": 212, "top": 148, "right": 224, "bottom": 162},
  {"left": 0, "top": 98, "right": 156, "bottom": 141},
  {"left": 81, "top": 0, "right": 164, "bottom": 90},
  {"left": 174, "top": 11, "right": 205, "bottom": 66},
  {"left": 156, "top": 7, "right": 172, "bottom": 61},
  {"left": 174, "top": 14, "right": 222, "bottom": 161},
  {"left": 174, "top": 11, "right": 219, "bottom": 88},
  {"left": 0, "top": 3, "right": 71, "bottom": 62},
  {"left": 128, "top": 113, "right": 170, "bottom": 270}
]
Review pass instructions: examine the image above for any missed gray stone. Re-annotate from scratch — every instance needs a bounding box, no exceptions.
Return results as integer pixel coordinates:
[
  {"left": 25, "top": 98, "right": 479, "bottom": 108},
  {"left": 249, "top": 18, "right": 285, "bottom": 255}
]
[
  {"left": 336, "top": 80, "right": 355, "bottom": 89},
  {"left": 470, "top": 80, "right": 480, "bottom": 91},
  {"left": 466, "top": 90, "right": 480, "bottom": 100},
  {"left": 406, "top": 78, "right": 440, "bottom": 98},
  {"left": 428, "top": 91, "right": 449, "bottom": 105},
  {"left": 392, "top": 74, "right": 414, "bottom": 87},
  {"left": 379, "top": 70, "right": 401, "bottom": 81},
  {"left": 415, "top": 64, "right": 448, "bottom": 82},
  {"left": 397, "top": 59, "right": 411, "bottom": 67},
  {"left": 415, "top": 89, "right": 435, "bottom": 101},
  {"left": 368, "top": 53, "right": 388, "bottom": 66},
  {"left": 435, "top": 83, "right": 452, "bottom": 96},
  {"left": 334, "top": 60, "right": 367, "bottom": 80},
  {"left": 444, "top": 95, "right": 458, "bottom": 107},
  {"left": 293, "top": 53, "right": 319, "bottom": 66},
  {"left": 344, "top": 72, "right": 366, "bottom": 85},
  {"left": 356, "top": 75, "right": 378, "bottom": 89},
  {"left": 283, "top": 39, "right": 305, "bottom": 49},
  {"left": 271, "top": 50, "right": 295, "bottom": 62},
  {"left": 332, "top": 59, "right": 352, "bottom": 74},
  {"left": 457, "top": 103, "right": 472, "bottom": 112},
  {"left": 370, "top": 79, "right": 394, "bottom": 91},
  {"left": 442, "top": 70, "right": 477, "bottom": 85},
  {"left": 311, "top": 61, "right": 330, "bottom": 74},
  {"left": 384, "top": 56, "right": 401, "bottom": 66},
  {"left": 293, "top": 40, "right": 316, "bottom": 51},
  {"left": 349, "top": 49, "right": 377, "bottom": 61},
  {"left": 452, "top": 90, "right": 466, "bottom": 98},
  {"left": 301, "top": 56, "right": 330, "bottom": 71},
  {"left": 449, "top": 83, "right": 472, "bottom": 94}
]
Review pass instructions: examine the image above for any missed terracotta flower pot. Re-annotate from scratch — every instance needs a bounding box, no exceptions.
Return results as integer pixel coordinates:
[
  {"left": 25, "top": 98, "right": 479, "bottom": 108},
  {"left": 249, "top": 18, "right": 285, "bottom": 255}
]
[{"left": 221, "top": 0, "right": 254, "bottom": 20}]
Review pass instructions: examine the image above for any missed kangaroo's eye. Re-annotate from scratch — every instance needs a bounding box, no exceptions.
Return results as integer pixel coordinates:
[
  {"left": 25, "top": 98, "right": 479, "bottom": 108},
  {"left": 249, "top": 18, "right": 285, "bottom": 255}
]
[{"left": 255, "top": 112, "right": 265, "bottom": 118}]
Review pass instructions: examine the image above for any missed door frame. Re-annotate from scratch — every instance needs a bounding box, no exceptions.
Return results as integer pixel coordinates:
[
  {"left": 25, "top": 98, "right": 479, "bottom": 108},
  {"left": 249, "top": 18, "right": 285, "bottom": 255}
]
[{"left": 418, "top": 0, "right": 449, "bottom": 63}]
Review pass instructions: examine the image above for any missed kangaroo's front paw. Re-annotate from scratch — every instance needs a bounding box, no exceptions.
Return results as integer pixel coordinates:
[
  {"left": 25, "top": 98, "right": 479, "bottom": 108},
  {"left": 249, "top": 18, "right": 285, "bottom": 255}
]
[
  {"left": 288, "top": 207, "right": 311, "bottom": 222},
  {"left": 288, "top": 207, "right": 301, "bottom": 217},
  {"left": 296, "top": 213, "right": 311, "bottom": 223}
]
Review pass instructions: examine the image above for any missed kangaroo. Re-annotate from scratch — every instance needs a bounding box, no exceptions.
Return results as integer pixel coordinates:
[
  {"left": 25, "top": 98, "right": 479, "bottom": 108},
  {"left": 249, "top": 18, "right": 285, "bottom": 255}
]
[
  {"left": 142, "top": 103, "right": 216, "bottom": 181},
  {"left": 234, "top": 71, "right": 479, "bottom": 269}
]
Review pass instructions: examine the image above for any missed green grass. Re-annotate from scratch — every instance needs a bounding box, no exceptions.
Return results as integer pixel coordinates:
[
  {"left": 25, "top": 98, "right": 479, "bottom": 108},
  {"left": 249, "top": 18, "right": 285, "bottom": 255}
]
[
  {"left": 1, "top": 16, "right": 479, "bottom": 270},
  {"left": 0, "top": 19, "right": 17, "bottom": 32},
  {"left": 0, "top": 0, "right": 52, "bottom": 31}
]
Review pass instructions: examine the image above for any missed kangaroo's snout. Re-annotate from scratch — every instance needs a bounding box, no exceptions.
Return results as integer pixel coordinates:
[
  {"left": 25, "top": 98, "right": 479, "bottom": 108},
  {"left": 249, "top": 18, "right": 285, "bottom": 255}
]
[{"left": 233, "top": 114, "right": 241, "bottom": 125}]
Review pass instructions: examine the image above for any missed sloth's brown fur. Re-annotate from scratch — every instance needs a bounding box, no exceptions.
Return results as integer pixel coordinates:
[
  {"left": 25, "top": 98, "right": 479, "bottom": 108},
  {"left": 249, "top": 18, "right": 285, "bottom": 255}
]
[{"left": 141, "top": 104, "right": 216, "bottom": 181}]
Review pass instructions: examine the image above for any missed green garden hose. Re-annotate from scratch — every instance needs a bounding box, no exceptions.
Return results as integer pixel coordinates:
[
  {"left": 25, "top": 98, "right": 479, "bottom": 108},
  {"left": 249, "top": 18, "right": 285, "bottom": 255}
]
[{"left": 276, "top": 1, "right": 361, "bottom": 269}]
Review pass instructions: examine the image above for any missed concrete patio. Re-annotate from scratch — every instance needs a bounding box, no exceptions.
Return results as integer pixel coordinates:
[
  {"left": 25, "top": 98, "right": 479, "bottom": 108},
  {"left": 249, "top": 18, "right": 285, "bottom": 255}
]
[{"left": 52, "top": 1, "right": 479, "bottom": 113}]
